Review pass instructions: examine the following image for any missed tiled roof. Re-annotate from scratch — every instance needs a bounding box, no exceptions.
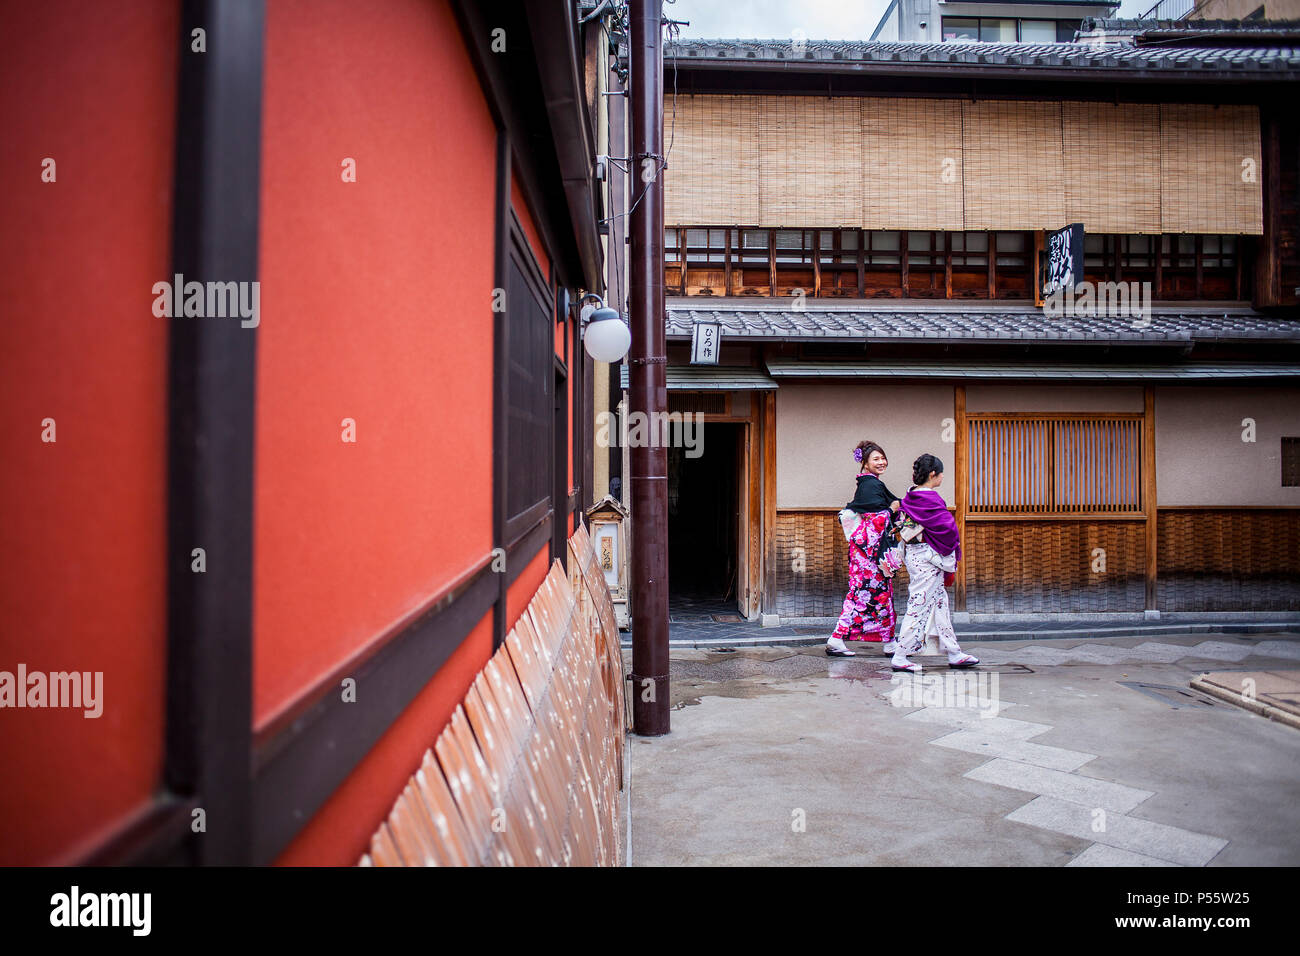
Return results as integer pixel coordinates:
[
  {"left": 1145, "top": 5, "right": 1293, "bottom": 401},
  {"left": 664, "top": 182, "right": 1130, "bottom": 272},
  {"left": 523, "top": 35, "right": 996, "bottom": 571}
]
[
  {"left": 663, "top": 38, "right": 1300, "bottom": 77},
  {"left": 666, "top": 303, "right": 1300, "bottom": 344},
  {"left": 764, "top": 358, "right": 1300, "bottom": 380},
  {"left": 1081, "top": 17, "right": 1300, "bottom": 34}
]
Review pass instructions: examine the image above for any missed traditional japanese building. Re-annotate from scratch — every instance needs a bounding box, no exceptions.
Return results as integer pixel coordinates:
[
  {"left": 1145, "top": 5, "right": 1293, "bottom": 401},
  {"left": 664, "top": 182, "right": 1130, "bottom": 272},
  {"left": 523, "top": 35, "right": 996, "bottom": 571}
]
[{"left": 648, "top": 33, "right": 1300, "bottom": 625}]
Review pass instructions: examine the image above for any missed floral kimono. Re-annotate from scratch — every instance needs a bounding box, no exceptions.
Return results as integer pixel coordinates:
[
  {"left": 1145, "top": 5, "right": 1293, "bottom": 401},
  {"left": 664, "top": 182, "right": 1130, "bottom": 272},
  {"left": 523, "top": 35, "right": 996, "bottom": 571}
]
[{"left": 831, "top": 508, "right": 898, "bottom": 643}]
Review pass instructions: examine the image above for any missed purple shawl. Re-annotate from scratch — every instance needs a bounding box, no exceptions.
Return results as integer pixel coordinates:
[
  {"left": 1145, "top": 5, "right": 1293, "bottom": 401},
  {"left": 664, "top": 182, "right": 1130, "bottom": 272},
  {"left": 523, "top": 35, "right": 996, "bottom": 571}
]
[{"left": 901, "top": 488, "right": 961, "bottom": 560}]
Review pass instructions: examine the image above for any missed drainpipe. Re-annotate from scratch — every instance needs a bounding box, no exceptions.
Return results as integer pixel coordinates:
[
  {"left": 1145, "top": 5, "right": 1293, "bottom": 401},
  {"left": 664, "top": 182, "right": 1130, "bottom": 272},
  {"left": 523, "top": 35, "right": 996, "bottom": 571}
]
[{"left": 627, "top": 0, "right": 669, "bottom": 736}]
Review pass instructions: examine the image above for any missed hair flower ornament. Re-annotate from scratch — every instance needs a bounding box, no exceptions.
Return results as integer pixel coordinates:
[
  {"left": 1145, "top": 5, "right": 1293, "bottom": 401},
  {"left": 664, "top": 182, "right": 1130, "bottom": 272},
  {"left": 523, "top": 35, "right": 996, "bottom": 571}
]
[{"left": 853, "top": 447, "right": 864, "bottom": 462}]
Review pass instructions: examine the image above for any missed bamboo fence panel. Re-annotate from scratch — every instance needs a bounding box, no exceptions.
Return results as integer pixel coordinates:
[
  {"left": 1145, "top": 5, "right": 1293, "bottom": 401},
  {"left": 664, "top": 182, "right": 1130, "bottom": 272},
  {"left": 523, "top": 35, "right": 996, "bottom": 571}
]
[
  {"left": 1064, "top": 102, "right": 1162, "bottom": 234},
  {"left": 359, "top": 525, "right": 624, "bottom": 866}
]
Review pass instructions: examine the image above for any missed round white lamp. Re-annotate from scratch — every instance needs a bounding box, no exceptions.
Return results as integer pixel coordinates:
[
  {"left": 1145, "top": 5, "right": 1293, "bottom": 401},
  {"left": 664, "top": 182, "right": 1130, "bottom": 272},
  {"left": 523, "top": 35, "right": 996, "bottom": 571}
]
[{"left": 581, "top": 297, "right": 631, "bottom": 362}]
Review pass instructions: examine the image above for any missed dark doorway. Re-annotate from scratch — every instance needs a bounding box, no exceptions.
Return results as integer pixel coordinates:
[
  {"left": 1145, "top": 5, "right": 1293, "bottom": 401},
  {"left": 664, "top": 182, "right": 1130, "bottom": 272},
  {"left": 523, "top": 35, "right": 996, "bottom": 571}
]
[{"left": 668, "top": 421, "right": 741, "bottom": 619}]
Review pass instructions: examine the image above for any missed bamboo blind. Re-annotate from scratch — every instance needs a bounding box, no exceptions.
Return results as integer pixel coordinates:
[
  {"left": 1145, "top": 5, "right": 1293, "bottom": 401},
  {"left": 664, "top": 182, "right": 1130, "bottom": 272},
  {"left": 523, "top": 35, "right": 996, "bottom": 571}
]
[
  {"left": 963, "top": 101, "right": 1068, "bottom": 231},
  {"left": 862, "top": 97, "right": 965, "bottom": 231},
  {"left": 665, "top": 94, "right": 763, "bottom": 225},
  {"left": 1064, "top": 103, "right": 1162, "bottom": 235},
  {"left": 758, "top": 96, "right": 862, "bottom": 226},
  {"left": 968, "top": 416, "right": 1143, "bottom": 514},
  {"left": 665, "top": 95, "right": 1263, "bottom": 235},
  {"left": 1159, "top": 104, "right": 1263, "bottom": 235}
]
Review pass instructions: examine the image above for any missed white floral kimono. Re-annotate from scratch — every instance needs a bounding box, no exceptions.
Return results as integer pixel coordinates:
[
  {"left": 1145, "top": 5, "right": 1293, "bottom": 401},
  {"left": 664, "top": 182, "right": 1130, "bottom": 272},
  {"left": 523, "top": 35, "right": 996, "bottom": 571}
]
[{"left": 896, "top": 541, "right": 962, "bottom": 657}]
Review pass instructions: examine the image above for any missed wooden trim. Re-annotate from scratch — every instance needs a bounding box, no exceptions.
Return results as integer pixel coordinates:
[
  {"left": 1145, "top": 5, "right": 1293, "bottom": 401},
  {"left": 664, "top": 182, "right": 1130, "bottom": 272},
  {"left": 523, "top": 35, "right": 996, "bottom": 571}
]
[
  {"left": 1158, "top": 504, "right": 1300, "bottom": 511},
  {"left": 492, "top": 131, "right": 510, "bottom": 650},
  {"left": 856, "top": 228, "right": 865, "bottom": 296},
  {"left": 966, "top": 513, "right": 1147, "bottom": 522},
  {"left": 507, "top": 510, "right": 552, "bottom": 585},
  {"left": 76, "top": 797, "right": 198, "bottom": 867},
  {"left": 967, "top": 411, "right": 1144, "bottom": 421},
  {"left": 163, "top": 0, "right": 265, "bottom": 867},
  {"left": 944, "top": 231, "right": 953, "bottom": 299},
  {"left": 251, "top": 556, "right": 499, "bottom": 864},
  {"left": 761, "top": 391, "right": 777, "bottom": 614},
  {"left": 724, "top": 227, "right": 732, "bottom": 294},
  {"left": 1144, "top": 385, "right": 1158, "bottom": 610},
  {"left": 986, "top": 230, "right": 995, "bottom": 299},
  {"left": 767, "top": 227, "right": 776, "bottom": 296},
  {"left": 812, "top": 229, "right": 821, "bottom": 297},
  {"left": 900, "top": 229, "right": 909, "bottom": 297},
  {"left": 954, "top": 385, "right": 967, "bottom": 612},
  {"left": 748, "top": 396, "right": 763, "bottom": 618},
  {"left": 506, "top": 497, "right": 551, "bottom": 547}
]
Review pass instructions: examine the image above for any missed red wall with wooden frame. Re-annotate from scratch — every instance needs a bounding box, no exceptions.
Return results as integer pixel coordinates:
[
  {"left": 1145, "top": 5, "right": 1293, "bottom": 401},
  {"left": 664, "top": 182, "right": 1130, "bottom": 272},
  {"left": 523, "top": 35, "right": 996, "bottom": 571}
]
[
  {"left": 0, "top": 0, "right": 178, "bottom": 866},
  {"left": 256, "top": 0, "right": 500, "bottom": 863}
]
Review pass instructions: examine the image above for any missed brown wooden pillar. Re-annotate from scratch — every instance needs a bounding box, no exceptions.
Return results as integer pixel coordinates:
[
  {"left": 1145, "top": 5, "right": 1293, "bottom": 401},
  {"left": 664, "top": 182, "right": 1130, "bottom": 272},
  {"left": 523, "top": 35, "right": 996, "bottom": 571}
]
[
  {"left": 761, "top": 390, "right": 777, "bottom": 615},
  {"left": 1255, "top": 106, "right": 1282, "bottom": 308},
  {"left": 954, "top": 385, "right": 968, "bottom": 612},
  {"left": 1144, "top": 385, "right": 1158, "bottom": 612}
]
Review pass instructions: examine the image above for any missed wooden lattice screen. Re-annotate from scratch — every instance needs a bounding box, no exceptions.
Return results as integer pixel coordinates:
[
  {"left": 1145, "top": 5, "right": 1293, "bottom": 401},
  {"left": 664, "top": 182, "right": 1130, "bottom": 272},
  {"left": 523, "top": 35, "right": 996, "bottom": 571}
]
[{"left": 967, "top": 415, "right": 1144, "bottom": 515}]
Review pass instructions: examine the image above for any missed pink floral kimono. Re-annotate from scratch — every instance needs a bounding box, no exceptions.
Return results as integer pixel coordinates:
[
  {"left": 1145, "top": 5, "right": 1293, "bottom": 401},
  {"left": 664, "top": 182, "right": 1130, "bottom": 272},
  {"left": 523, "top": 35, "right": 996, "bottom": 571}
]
[{"left": 831, "top": 509, "right": 897, "bottom": 642}]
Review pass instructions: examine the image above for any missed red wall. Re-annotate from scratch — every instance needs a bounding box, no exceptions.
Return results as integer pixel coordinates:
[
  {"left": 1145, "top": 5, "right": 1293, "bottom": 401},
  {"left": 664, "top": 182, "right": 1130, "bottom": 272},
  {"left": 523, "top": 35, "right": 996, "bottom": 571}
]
[
  {"left": 256, "top": 0, "right": 497, "bottom": 730},
  {"left": 0, "top": 1, "right": 178, "bottom": 865}
]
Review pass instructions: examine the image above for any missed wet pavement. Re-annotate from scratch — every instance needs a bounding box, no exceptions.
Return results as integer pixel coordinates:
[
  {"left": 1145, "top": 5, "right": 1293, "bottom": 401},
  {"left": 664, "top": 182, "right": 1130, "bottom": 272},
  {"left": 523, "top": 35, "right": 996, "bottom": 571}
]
[{"left": 626, "top": 632, "right": 1300, "bottom": 866}]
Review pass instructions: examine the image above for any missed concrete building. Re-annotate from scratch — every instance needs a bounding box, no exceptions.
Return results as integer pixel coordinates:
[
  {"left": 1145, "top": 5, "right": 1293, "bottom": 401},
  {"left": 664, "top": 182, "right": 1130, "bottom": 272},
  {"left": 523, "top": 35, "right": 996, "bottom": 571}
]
[{"left": 872, "top": 0, "right": 1117, "bottom": 42}]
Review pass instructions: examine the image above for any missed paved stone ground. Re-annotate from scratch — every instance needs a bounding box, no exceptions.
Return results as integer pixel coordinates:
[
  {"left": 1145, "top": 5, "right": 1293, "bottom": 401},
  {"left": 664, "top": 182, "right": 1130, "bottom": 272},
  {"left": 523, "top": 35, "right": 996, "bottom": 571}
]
[{"left": 626, "top": 632, "right": 1300, "bottom": 866}]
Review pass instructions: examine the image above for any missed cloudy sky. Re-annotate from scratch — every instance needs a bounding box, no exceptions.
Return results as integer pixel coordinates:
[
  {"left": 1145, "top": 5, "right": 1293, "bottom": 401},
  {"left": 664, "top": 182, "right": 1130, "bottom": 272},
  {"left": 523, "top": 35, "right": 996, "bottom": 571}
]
[{"left": 665, "top": 0, "right": 1148, "bottom": 41}]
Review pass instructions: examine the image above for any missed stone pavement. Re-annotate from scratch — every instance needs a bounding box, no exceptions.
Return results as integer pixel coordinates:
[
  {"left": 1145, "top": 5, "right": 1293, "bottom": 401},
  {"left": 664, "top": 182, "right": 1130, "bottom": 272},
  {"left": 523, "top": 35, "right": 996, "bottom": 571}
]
[
  {"left": 1191, "top": 670, "right": 1300, "bottom": 729},
  {"left": 626, "top": 632, "right": 1300, "bottom": 866}
]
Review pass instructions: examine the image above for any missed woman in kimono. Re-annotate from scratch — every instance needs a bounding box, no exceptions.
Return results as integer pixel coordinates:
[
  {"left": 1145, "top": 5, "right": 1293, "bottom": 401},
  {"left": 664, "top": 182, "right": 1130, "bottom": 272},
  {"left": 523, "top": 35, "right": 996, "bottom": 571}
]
[
  {"left": 826, "top": 440, "right": 901, "bottom": 657},
  {"left": 890, "top": 454, "right": 979, "bottom": 673}
]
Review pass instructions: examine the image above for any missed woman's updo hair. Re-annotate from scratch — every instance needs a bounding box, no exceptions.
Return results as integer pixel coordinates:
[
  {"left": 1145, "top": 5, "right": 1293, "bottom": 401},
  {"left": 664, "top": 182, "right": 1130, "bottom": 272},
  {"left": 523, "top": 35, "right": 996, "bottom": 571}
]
[
  {"left": 912, "top": 453, "right": 944, "bottom": 487},
  {"left": 853, "top": 440, "right": 886, "bottom": 468}
]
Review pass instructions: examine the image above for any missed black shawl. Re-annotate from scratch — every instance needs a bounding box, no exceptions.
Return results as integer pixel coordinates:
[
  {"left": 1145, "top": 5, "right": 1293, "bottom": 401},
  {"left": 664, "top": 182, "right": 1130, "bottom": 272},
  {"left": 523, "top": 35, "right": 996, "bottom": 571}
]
[{"left": 845, "top": 473, "right": 899, "bottom": 514}]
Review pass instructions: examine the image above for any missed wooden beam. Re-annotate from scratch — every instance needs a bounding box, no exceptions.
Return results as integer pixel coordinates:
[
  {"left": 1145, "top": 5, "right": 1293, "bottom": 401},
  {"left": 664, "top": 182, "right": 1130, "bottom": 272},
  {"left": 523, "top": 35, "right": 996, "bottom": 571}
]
[
  {"left": 724, "top": 227, "right": 732, "bottom": 296},
  {"left": 768, "top": 228, "right": 776, "bottom": 297},
  {"left": 748, "top": 393, "right": 763, "bottom": 619},
  {"left": 987, "top": 231, "right": 995, "bottom": 299},
  {"left": 856, "top": 228, "right": 865, "bottom": 297},
  {"left": 761, "top": 390, "right": 777, "bottom": 615},
  {"left": 944, "top": 231, "right": 952, "bottom": 299},
  {"left": 954, "top": 385, "right": 967, "bottom": 612},
  {"left": 165, "top": 0, "right": 265, "bottom": 867},
  {"left": 1255, "top": 106, "right": 1282, "bottom": 308},
  {"left": 1144, "top": 385, "right": 1158, "bottom": 612},
  {"left": 812, "top": 229, "right": 821, "bottom": 298},
  {"left": 900, "top": 229, "right": 909, "bottom": 297}
]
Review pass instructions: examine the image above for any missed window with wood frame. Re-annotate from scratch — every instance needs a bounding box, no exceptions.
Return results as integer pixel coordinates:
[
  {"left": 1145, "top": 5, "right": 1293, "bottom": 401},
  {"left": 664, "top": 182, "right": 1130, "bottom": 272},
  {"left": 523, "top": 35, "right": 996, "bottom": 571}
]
[
  {"left": 967, "top": 415, "right": 1144, "bottom": 515},
  {"left": 504, "top": 221, "right": 554, "bottom": 542},
  {"left": 665, "top": 227, "right": 1251, "bottom": 301}
]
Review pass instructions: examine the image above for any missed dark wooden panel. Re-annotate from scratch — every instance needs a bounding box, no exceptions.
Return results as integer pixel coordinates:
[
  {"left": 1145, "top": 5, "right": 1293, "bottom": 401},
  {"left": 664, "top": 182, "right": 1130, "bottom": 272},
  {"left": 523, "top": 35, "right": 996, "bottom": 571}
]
[
  {"left": 965, "top": 520, "right": 1145, "bottom": 613},
  {"left": 1157, "top": 509, "right": 1300, "bottom": 612}
]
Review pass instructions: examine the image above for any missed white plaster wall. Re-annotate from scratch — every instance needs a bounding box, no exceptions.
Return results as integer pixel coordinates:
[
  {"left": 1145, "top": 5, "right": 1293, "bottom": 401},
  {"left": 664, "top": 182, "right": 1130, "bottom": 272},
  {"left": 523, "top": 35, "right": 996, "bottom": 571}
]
[
  {"left": 1155, "top": 385, "right": 1300, "bottom": 507},
  {"left": 776, "top": 383, "right": 956, "bottom": 508},
  {"left": 966, "top": 384, "right": 1144, "bottom": 413}
]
